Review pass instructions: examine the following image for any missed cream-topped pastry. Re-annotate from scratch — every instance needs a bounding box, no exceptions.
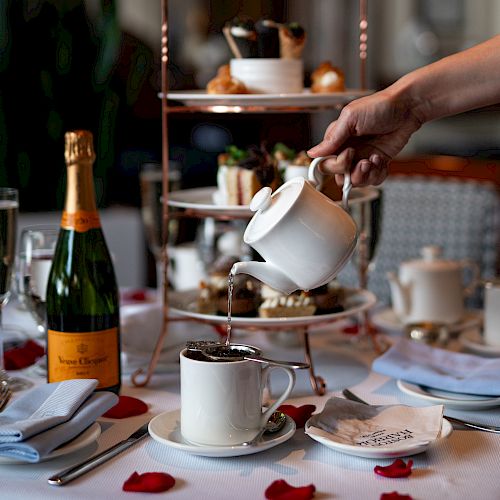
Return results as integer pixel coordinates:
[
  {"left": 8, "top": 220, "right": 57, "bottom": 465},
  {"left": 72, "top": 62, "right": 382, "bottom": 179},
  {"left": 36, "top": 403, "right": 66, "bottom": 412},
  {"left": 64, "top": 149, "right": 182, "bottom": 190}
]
[
  {"left": 259, "top": 293, "right": 316, "bottom": 318},
  {"left": 311, "top": 61, "right": 345, "bottom": 93}
]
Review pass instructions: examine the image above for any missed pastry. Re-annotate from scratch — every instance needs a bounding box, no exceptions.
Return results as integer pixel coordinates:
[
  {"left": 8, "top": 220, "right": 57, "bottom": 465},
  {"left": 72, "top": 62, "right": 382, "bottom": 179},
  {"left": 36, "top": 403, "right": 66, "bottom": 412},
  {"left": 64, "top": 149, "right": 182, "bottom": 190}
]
[
  {"left": 196, "top": 280, "right": 217, "bottom": 315},
  {"left": 279, "top": 22, "right": 306, "bottom": 59},
  {"left": 259, "top": 293, "right": 316, "bottom": 318},
  {"left": 308, "top": 281, "right": 345, "bottom": 314},
  {"left": 216, "top": 276, "right": 259, "bottom": 317},
  {"left": 200, "top": 255, "right": 260, "bottom": 317},
  {"left": 311, "top": 61, "right": 345, "bottom": 93},
  {"left": 229, "top": 16, "right": 258, "bottom": 58},
  {"left": 206, "top": 64, "right": 248, "bottom": 94},
  {"left": 255, "top": 18, "right": 280, "bottom": 58},
  {"left": 216, "top": 145, "right": 281, "bottom": 205}
]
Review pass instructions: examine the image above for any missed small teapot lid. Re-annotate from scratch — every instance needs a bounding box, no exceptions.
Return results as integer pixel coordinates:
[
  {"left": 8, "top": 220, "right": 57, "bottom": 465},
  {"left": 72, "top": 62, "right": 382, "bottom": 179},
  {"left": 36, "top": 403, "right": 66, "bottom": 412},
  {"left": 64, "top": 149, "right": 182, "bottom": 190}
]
[
  {"left": 244, "top": 178, "right": 304, "bottom": 244},
  {"left": 404, "top": 245, "right": 460, "bottom": 271}
]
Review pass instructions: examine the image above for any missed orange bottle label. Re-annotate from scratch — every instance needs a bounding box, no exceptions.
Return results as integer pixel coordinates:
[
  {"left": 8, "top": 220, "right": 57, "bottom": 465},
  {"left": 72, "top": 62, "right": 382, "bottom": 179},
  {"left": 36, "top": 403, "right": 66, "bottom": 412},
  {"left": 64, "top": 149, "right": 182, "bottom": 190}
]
[
  {"left": 61, "top": 210, "right": 101, "bottom": 232},
  {"left": 47, "top": 328, "right": 119, "bottom": 389}
]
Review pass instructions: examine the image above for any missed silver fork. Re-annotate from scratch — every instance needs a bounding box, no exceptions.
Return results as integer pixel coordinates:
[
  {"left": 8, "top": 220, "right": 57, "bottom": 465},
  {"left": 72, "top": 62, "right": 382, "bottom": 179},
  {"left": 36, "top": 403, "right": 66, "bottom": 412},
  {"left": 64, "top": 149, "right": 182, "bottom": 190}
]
[{"left": 0, "top": 381, "right": 12, "bottom": 412}]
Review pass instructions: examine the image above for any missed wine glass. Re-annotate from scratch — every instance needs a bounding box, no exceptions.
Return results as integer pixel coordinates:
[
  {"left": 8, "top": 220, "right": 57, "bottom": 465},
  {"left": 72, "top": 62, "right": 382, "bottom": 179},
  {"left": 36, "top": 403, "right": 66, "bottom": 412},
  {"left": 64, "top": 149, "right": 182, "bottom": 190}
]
[
  {"left": 139, "top": 162, "right": 181, "bottom": 293},
  {"left": 341, "top": 189, "right": 383, "bottom": 348},
  {"left": 0, "top": 188, "right": 32, "bottom": 390},
  {"left": 17, "top": 225, "right": 59, "bottom": 337}
]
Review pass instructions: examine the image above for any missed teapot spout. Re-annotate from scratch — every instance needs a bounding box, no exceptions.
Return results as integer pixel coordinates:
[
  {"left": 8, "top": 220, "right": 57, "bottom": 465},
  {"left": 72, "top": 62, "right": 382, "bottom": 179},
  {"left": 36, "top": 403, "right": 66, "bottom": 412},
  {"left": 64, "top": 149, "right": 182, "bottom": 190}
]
[
  {"left": 231, "top": 261, "right": 299, "bottom": 295},
  {"left": 386, "top": 271, "right": 410, "bottom": 318}
]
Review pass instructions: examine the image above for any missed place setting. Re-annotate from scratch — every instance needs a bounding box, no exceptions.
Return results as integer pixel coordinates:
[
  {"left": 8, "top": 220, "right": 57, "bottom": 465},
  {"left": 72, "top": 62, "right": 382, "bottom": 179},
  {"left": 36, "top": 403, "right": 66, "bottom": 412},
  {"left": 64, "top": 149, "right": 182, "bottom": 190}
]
[
  {"left": 148, "top": 342, "right": 308, "bottom": 458},
  {"left": 0, "top": 379, "right": 116, "bottom": 465},
  {"left": 372, "top": 337, "right": 500, "bottom": 412}
]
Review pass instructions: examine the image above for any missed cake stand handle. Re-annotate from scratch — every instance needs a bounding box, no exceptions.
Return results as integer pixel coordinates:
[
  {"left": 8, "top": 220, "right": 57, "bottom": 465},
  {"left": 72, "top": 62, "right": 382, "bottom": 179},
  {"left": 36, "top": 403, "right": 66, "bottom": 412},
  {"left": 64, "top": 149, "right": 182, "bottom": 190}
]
[{"left": 302, "top": 327, "right": 326, "bottom": 396}]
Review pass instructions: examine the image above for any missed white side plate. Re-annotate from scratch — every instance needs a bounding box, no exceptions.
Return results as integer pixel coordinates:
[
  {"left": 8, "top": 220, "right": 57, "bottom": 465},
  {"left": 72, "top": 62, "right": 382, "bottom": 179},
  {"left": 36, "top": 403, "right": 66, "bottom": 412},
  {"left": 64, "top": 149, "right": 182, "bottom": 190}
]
[
  {"left": 305, "top": 418, "right": 452, "bottom": 459},
  {"left": 397, "top": 380, "right": 500, "bottom": 410}
]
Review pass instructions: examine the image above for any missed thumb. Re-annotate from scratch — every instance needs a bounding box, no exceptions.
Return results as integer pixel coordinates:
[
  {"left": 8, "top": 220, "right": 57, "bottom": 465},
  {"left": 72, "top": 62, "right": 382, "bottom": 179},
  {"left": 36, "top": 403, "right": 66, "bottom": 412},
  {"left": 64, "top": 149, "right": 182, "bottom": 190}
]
[{"left": 307, "top": 118, "right": 352, "bottom": 157}]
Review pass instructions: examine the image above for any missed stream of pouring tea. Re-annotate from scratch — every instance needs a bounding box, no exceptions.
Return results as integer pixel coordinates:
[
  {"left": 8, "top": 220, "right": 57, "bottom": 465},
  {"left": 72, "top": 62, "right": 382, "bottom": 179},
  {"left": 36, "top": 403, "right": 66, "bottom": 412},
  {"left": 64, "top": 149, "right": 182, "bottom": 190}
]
[{"left": 226, "top": 271, "right": 234, "bottom": 346}]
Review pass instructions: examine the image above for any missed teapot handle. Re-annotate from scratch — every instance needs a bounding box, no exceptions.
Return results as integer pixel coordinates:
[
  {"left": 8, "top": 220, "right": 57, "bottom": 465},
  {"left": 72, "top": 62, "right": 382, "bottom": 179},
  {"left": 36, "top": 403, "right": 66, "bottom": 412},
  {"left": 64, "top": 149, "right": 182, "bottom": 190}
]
[
  {"left": 308, "top": 155, "right": 352, "bottom": 210},
  {"left": 461, "top": 259, "right": 481, "bottom": 297}
]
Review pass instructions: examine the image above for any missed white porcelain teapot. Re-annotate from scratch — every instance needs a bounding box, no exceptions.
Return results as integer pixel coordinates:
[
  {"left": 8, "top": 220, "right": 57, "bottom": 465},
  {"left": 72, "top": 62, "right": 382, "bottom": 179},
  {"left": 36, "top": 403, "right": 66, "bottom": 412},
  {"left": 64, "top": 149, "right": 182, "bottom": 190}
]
[
  {"left": 387, "top": 246, "right": 480, "bottom": 325},
  {"left": 231, "top": 156, "right": 358, "bottom": 294}
]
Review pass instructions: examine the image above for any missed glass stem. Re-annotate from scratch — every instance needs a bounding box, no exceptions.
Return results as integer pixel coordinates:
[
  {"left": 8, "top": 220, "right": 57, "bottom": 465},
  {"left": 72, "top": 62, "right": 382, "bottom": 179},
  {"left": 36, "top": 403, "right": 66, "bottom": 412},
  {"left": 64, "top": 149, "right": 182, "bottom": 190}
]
[{"left": 0, "top": 305, "right": 5, "bottom": 373}]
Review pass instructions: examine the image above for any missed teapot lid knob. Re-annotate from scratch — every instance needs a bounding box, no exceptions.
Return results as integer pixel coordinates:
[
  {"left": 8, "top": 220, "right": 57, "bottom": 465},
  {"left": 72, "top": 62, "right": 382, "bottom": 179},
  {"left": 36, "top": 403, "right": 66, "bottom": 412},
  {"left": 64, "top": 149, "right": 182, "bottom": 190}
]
[
  {"left": 421, "top": 245, "right": 442, "bottom": 261},
  {"left": 250, "top": 187, "right": 272, "bottom": 212}
]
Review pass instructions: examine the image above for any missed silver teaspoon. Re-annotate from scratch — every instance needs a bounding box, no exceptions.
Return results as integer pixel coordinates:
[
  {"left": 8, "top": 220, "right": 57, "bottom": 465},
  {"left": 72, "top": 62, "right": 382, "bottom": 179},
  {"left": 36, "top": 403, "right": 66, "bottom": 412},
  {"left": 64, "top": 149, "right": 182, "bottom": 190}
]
[{"left": 241, "top": 411, "right": 288, "bottom": 447}]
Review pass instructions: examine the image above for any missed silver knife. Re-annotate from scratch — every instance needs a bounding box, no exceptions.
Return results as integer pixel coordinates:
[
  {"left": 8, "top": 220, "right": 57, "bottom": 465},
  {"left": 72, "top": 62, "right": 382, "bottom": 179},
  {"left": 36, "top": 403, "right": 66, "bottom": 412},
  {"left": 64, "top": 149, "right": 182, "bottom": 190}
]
[
  {"left": 342, "top": 388, "right": 500, "bottom": 434},
  {"left": 48, "top": 422, "right": 150, "bottom": 486}
]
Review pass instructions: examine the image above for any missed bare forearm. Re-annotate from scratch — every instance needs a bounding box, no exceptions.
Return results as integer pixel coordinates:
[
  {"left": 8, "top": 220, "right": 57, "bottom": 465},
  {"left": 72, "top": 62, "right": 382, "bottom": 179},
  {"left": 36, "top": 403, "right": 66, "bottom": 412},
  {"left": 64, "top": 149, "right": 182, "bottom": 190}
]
[{"left": 389, "top": 35, "right": 500, "bottom": 123}]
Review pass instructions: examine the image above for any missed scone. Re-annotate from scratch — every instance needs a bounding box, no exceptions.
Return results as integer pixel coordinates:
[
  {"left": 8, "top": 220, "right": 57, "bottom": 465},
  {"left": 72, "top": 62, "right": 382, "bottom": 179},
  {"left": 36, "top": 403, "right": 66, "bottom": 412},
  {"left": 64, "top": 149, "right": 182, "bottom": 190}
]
[
  {"left": 311, "top": 61, "right": 345, "bottom": 93},
  {"left": 207, "top": 64, "right": 248, "bottom": 94}
]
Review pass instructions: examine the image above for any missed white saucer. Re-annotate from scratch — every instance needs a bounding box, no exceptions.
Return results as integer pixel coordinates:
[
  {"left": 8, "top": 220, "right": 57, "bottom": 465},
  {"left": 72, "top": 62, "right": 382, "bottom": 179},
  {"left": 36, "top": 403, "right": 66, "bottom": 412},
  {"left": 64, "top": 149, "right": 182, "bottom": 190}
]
[
  {"left": 372, "top": 308, "right": 482, "bottom": 333},
  {"left": 460, "top": 330, "right": 500, "bottom": 357},
  {"left": 0, "top": 422, "right": 101, "bottom": 465},
  {"left": 148, "top": 409, "right": 296, "bottom": 457},
  {"left": 397, "top": 380, "right": 500, "bottom": 410},
  {"left": 304, "top": 418, "right": 452, "bottom": 459}
]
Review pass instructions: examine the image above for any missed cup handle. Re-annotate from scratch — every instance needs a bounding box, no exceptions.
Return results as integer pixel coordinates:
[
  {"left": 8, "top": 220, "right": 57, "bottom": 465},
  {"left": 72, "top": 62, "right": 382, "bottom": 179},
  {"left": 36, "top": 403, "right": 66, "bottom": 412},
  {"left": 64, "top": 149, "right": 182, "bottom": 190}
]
[
  {"left": 308, "top": 155, "right": 352, "bottom": 210},
  {"left": 259, "top": 366, "right": 296, "bottom": 429},
  {"left": 461, "top": 259, "right": 480, "bottom": 297}
]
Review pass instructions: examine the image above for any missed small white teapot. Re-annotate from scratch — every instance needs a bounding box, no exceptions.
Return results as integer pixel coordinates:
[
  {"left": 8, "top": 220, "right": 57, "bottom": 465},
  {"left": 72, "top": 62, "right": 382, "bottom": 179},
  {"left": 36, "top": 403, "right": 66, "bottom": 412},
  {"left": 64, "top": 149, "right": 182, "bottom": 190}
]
[
  {"left": 387, "top": 246, "right": 480, "bottom": 325},
  {"left": 231, "top": 156, "right": 358, "bottom": 294}
]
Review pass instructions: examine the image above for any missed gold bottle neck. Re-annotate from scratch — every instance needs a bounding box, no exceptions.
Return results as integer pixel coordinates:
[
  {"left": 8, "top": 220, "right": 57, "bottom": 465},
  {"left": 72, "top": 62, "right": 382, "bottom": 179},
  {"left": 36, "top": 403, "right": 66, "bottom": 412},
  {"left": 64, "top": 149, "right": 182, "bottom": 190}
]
[{"left": 64, "top": 160, "right": 97, "bottom": 213}]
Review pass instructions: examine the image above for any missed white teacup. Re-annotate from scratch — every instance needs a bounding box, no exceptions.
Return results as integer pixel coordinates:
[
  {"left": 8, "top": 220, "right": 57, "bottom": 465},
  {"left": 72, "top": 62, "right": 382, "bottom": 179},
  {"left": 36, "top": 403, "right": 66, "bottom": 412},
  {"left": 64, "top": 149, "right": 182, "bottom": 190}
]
[
  {"left": 180, "top": 345, "right": 296, "bottom": 446},
  {"left": 484, "top": 280, "right": 500, "bottom": 347}
]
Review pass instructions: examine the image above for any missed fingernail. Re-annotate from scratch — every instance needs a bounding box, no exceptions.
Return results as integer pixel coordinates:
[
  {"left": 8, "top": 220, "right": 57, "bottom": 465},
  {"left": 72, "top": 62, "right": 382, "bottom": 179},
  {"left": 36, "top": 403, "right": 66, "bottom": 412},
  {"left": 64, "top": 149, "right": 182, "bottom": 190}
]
[
  {"left": 361, "top": 161, "right": 371, "bottom": 173},
  {"left": 370, "top": 154, "right": 381, "bottom": 167}
]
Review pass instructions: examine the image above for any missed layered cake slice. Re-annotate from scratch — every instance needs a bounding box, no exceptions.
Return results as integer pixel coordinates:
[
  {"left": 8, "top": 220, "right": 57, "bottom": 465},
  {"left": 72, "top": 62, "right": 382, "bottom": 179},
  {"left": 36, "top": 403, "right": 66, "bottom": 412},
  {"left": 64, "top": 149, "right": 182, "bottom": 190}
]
[{"left": 216, "top": 145, "right": 281, "bottom": 205}]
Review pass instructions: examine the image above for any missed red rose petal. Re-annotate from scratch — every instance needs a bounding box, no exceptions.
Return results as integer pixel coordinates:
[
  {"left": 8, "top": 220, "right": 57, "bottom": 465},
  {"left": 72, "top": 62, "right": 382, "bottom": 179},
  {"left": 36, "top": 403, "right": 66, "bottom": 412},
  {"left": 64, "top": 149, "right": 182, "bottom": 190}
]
[
  {"left": 265, "top": 479, "right": 315, "bottom": 500},
  {"left": 103, "top": 396, "right": 148, "bottom": 419},
  {"left": 380, "top": 492, "right": 413, "bottom": 500},
  {"left": 278, "top": 404, "right": 316, "bottom": 428},
  {"left": 3, "top": 340, "right": 45, "bottom": 370},
  {"left": 374, "top": 459, "right": 413, "bottom": 478},
  {"left": 123, "top": 472, "right": 175, "bottom": 493}
]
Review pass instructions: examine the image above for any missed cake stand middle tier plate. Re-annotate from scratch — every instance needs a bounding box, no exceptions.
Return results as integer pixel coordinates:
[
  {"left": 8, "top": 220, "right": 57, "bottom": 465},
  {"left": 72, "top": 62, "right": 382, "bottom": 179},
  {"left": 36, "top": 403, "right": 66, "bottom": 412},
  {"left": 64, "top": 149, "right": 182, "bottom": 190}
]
[{"left": 168, "top": 287, "right": 377, "bottom": 329}]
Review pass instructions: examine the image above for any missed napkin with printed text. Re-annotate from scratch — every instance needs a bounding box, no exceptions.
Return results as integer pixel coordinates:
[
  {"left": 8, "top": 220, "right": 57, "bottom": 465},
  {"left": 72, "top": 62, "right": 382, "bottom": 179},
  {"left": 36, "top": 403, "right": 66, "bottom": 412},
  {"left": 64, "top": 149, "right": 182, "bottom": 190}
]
[{"left": 305, "top": 397, "right": 443, "bottom": 450}]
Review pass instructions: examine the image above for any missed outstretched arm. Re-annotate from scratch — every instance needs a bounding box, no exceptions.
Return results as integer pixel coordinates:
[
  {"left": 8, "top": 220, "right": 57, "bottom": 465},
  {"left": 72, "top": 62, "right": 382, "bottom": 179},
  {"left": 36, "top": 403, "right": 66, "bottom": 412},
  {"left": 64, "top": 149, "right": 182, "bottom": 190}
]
[{"left": 308, "top": 35, "right": 500, "bottom": 186}]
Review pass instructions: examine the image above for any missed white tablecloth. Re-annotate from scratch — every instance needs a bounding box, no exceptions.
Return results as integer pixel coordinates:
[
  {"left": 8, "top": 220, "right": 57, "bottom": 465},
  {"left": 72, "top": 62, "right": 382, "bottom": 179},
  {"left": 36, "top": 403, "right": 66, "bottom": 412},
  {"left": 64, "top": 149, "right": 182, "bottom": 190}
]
[{"left": 2, "top": 302, "right": 500, "bottom": 500}]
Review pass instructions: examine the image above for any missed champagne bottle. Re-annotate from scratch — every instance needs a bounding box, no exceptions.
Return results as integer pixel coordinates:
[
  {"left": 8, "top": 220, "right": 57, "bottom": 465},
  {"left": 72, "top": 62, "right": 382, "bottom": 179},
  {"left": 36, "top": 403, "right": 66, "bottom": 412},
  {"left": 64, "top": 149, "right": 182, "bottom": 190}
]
[{"left": 46, "top": 130, "right": 121, "bottom": 394}]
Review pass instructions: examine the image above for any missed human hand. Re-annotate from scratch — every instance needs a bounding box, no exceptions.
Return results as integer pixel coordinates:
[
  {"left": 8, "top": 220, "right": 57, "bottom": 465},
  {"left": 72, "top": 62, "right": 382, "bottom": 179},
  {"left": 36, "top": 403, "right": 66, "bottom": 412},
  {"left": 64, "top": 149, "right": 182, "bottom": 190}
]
[{"left": 307, "top": 89, "right": 422, "bottom": 186}]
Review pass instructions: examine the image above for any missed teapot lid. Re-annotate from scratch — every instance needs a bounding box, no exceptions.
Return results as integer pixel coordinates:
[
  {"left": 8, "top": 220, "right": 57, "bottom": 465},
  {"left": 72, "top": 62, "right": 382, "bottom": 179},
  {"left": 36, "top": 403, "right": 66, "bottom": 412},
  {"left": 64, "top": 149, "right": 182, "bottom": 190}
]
[
  {"left": 244, "top": 178, "right": 304, "bottom": 244},
  {"left": 404, "top": 246, "right": 460, "bottom": 271}
]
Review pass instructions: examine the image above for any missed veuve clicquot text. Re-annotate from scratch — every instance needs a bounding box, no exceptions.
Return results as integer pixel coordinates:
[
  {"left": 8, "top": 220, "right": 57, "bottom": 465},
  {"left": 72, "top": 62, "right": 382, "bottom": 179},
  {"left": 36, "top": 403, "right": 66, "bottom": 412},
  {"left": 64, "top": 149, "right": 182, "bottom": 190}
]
[{"left": 46, "top": 130, "right": 121, "bottom": 394}]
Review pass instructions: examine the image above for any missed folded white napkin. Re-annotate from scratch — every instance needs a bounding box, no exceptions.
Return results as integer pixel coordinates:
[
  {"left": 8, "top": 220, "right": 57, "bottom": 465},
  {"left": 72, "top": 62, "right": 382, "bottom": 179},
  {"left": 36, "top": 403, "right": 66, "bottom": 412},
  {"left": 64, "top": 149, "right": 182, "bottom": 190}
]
[
  {"left": 0, "top": 379, "right": 118, "bottom": 462},
  {"left": 306, "top": 397, "right": 443, "bottom": 449},
  {"left": 373, "top": 339, "right": 500, "bottom": 396}
]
